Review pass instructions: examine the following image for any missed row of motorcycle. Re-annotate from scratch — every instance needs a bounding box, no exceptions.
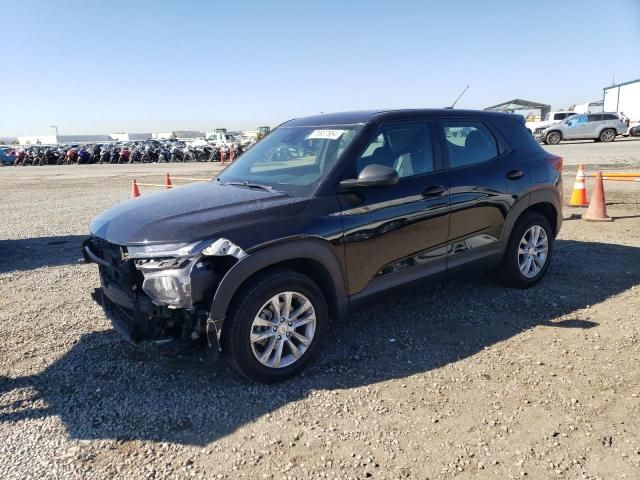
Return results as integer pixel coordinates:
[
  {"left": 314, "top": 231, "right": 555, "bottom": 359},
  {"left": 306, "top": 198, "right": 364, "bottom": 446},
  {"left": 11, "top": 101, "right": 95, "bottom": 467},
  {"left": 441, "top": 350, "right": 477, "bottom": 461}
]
[{"left": 12, "top": 142, "right": 244, "bottom": 166}]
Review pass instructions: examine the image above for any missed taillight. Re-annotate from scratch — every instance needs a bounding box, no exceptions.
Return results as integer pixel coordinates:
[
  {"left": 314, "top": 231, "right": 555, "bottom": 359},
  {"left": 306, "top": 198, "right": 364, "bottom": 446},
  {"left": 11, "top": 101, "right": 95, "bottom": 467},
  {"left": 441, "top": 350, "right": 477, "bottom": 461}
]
[{"left": 549, "top": 155, "right": 563, "bottom": 173}]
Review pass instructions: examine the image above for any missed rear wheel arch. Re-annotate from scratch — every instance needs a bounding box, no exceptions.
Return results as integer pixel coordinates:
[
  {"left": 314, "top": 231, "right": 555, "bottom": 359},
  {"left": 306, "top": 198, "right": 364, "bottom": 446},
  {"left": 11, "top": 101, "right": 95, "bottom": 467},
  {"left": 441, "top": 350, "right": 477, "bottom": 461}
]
[
  {"left": 501, "top": 192, "right": 560, "bottom": 244},
  {"left": 525, "top": 202, "right": 559, "bottom": 236}
]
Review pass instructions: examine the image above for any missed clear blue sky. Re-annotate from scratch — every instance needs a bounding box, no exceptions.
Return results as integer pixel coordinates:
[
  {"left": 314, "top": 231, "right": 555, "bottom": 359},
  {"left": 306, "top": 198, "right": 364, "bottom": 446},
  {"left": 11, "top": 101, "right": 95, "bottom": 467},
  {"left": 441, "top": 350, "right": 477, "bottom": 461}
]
[{"left": 1, "top": 0, "right": 638, "bottom": 136}]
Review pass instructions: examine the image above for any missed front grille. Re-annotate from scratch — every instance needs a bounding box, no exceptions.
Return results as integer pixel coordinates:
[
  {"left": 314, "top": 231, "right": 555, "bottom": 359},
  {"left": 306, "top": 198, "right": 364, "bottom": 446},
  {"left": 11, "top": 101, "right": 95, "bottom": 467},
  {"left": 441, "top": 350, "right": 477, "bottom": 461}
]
[
  {"left": 86, "top": 237, "right": 144, "bottom": 308},
  {"left": 87, "top": 237, "right": 186, "bottom": 343},
  {"left": 535, "top": 127, "right": 546, "bottom": 134}
]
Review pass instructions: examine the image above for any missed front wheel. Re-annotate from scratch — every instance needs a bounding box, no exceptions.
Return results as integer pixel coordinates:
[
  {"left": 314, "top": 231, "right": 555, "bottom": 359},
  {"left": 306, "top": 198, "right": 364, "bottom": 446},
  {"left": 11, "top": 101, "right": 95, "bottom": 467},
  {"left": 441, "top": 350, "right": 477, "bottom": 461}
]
[
  {"left": 497, "top": 212, "right": 553, "bottom": 288},
  {"left": 546, "top": 131, "right": 561, "bottom": 145},
  {"left": 599, "top": 128, "right": 616, "bottom": 142},
  {"left": 222, "top": 269, "right": 328, "bottom": 382}
]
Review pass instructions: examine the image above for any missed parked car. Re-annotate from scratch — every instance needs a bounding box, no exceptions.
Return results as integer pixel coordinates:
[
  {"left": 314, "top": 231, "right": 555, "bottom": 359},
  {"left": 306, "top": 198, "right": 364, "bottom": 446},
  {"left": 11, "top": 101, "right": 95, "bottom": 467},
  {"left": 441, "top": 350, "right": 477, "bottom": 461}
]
[
  {"left": 0, "top": 147, "right": 17, "bottom": 166},
  {"left": 628, "top": 124, "right": 640, "bottom": 137},
  {"left": 526, "top": 111, "right": 577, "bottom": 136},
  {"left": 84, "top": 109, "right": 563, "bottom": 382},
  {"left": 538, "top": 113, "right": 628, "bottom": 144}
]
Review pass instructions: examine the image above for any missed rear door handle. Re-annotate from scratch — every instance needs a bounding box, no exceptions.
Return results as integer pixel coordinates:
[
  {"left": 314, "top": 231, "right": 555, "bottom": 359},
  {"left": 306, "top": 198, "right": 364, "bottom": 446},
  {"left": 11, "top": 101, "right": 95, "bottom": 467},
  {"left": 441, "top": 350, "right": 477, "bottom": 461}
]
[
  {"left": 422, "top": 185, "right": 445, "bottom": 197},
  {"left": 506, "top": 169, "right": 524, "bottom": 180}
]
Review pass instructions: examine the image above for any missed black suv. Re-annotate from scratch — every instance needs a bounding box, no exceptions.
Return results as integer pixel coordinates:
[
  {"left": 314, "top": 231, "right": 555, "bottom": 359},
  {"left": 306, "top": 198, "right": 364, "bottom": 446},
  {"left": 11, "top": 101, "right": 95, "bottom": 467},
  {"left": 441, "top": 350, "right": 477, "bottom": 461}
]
[{"left": 85, "top": 109, "right": 563, "bottom": 382}]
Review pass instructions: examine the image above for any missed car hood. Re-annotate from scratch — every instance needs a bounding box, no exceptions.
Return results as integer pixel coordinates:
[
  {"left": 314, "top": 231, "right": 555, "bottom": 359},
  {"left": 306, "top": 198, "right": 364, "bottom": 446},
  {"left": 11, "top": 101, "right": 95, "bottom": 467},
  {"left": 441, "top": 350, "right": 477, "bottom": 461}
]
[{"left": 90, "top": 181, "right": 307, "bottom": 246}]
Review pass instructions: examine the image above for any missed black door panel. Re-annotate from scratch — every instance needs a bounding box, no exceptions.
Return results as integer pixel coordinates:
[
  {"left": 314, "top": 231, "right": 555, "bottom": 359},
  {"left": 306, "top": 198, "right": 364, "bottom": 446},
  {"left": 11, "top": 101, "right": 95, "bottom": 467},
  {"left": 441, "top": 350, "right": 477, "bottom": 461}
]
[
  {"left": 339, "top": 171, "right": 450, "bottom": 294},
  {"left": 437, "top": 120, "right": 532, "bottom": 268}
]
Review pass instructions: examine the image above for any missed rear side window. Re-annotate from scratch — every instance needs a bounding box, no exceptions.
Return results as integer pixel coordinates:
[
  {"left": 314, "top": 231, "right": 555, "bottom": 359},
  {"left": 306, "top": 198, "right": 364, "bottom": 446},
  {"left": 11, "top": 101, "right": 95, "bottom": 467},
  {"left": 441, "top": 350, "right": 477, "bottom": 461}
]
[
  {"left": 602, "top": 114, "right": 618, "bottom": 120},
  {"left": 440, "top": 121, "right": 498, "bottom": 168},
  {"left": 587, "top": 114, "right": 603, "bottom": 122}
]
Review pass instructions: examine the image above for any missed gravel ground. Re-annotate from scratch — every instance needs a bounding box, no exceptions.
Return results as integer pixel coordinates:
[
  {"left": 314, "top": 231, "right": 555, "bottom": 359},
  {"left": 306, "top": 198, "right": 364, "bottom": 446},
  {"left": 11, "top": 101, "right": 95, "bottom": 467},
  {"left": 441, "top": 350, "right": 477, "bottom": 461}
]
[{"left": 1, "top": 152, "right": 639, "bottom": 479}]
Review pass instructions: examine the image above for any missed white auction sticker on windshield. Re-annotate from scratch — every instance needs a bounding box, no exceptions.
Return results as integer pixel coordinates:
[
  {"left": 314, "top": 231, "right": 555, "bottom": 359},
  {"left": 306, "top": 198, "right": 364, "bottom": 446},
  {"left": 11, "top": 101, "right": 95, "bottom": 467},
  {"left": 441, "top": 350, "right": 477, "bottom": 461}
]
[{"left": 306, "top": 129, "right": 346, "bottom": 140}]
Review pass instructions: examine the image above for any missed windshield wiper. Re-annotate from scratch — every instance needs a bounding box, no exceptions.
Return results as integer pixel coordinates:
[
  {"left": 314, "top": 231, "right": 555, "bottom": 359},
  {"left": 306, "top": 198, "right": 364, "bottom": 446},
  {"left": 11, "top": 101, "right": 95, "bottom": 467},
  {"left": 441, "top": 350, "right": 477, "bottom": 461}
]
[{"left": 224, "top": 181, "right": 274, "bottom": 192}]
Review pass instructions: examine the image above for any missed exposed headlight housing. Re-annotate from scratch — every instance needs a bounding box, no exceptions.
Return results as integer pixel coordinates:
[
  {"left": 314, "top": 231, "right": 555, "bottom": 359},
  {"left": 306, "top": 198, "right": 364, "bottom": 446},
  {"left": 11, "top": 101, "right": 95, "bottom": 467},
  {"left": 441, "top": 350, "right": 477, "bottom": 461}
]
[
  {"left": 127, "top": 238, "right": 246, "bottom": 308},
  {"left": 140, "top": 262, "right": 196, "bottom": 308}
]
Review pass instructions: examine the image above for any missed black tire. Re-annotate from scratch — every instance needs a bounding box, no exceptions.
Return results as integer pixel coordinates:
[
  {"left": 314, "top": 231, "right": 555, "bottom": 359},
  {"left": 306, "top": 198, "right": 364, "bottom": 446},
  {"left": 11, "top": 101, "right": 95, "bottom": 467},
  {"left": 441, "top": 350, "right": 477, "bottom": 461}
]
[
  {"left": 497, "top": 212, "right": 554, "bottom": 289},
  {"left": 221, "top": 268, "right": 328, "bottom": 383},
  {"left": 546, "top": 131, "right": 561, "bottom": 145},
  {"left": 599, "top": 128, "right": 616, "bottom": 143}
]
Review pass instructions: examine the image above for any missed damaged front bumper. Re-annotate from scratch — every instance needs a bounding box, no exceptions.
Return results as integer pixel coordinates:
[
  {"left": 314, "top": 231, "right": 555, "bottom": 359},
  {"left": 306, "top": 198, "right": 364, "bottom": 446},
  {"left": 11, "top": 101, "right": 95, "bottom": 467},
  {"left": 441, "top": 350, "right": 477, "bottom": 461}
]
[{"left": 83, "top": 237, "right": 230, "bottom": 354}]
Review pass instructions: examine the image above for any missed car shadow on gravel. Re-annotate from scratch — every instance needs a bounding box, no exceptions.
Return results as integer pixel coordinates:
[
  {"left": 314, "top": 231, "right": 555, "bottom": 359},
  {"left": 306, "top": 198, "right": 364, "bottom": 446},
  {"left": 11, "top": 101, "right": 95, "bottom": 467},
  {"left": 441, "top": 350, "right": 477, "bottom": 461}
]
[
  {"left": 0, "top": 235, "right": 87, "bottom": 274},
  {"left": 0, "top": 239, "right": 639, "bottom": 445}
]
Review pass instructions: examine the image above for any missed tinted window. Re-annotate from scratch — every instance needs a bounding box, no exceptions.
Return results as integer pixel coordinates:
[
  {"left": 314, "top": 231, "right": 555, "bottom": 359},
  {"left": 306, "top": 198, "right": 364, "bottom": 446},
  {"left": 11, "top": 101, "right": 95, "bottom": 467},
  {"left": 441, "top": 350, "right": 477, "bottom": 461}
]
[
  {"left": 566, "top": 115, "right": 587, "bottom": 127},
  {"left": 587, "top": 114, "right": 603, "bottom": 122},
  {"left": 441, "top": 121, "right": 498, "bottom": 168},
  {"left": 356, "top": 124, "right": 434, "bottom": 178},
  {"left": 602, "top": 114, "right": 618, "bottom": 120}
]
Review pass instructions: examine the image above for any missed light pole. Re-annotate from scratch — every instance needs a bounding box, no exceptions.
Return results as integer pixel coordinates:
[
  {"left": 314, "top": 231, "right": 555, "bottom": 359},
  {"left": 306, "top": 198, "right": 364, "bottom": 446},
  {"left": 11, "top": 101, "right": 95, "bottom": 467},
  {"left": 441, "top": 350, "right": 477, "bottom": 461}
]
[{"left": 50, "top": 125, "right": 59, "bottom": 143}]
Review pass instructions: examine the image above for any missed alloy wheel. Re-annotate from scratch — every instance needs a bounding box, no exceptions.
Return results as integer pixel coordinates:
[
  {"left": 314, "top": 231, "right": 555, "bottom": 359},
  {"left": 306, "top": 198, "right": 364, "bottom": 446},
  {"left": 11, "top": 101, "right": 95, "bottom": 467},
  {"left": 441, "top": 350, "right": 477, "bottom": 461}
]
[
  {"left": 517, "top": 225, "right": 549, "bottom": 278},
  {"left": 250, "top": 291, "right": 316, "bottom": 368},
  {"left": 601, "top": 129, "right": 615, "bottom": 142}
]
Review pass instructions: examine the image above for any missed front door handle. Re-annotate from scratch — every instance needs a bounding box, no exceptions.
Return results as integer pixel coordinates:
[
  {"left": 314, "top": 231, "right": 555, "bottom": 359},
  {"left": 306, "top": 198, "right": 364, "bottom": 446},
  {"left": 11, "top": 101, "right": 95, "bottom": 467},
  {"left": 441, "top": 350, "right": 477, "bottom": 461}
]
[
  {"left": 422, "top": 185, "right": 445, "bottom": 197},
  {"left": 506, "top": 169, "right": 524, "bottom": 180}
]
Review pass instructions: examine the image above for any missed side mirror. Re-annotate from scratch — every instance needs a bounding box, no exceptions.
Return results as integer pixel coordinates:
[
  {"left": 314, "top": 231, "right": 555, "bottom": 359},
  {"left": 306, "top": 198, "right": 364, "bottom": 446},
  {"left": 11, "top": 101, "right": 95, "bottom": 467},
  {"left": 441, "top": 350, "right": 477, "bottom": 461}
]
[{"left": 340, "top": 164, "right": 400, "bottom": 189}]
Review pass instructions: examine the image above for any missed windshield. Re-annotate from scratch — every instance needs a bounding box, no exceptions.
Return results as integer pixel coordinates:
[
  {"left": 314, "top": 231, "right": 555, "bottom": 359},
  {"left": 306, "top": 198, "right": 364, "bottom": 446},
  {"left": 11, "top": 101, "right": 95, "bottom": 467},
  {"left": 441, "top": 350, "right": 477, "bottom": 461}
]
[{"left": 217, "top": 125, "right": 361, "bottom": 196}]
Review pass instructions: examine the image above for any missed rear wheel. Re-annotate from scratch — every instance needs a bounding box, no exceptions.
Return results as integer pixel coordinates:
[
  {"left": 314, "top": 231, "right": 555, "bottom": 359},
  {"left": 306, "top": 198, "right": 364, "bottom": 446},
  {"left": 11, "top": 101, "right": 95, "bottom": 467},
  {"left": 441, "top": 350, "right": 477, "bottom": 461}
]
[
  {"left": 497, "top": 212, "right": 553, "bottom": 288},
  {"left": 546, "top": 131, "right": 561, "bottom": 145},
  {"left": 599, "top": 128, "right": 616, "bottom": 142},
  {"left": 222, "top": 269, "right": 328, "bottom": 382}
]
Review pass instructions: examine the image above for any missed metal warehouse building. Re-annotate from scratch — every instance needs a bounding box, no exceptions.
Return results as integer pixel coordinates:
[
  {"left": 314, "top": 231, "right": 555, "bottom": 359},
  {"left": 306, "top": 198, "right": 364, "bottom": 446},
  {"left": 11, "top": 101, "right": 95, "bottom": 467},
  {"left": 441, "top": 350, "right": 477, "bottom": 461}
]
[{"left": 603, "top": 78, "right": 640, "bottom": 123}]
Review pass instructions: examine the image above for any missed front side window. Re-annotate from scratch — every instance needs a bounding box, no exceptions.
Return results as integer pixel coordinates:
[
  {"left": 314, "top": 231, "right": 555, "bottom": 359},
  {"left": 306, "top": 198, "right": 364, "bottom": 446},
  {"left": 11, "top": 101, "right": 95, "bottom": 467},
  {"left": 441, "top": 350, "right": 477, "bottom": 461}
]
[
  {"left": 356, "top": 124, "right": 434, "bottom": 178},
  {"left": 440, "top": 121, "right": 498, "bottom": 168},
  {"left": 218, "top": 125, "right": 361, "bottom": 196},
  {"left": 566, "top": 115, "right": 587, "bottom": 127}
]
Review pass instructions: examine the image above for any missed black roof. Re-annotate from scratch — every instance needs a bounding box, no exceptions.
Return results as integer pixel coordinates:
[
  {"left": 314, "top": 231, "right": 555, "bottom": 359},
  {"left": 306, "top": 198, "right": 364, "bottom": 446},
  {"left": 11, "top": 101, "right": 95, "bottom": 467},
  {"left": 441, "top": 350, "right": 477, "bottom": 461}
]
[{"left": 282, "top": 108, "right": 516, "bottom": 127}]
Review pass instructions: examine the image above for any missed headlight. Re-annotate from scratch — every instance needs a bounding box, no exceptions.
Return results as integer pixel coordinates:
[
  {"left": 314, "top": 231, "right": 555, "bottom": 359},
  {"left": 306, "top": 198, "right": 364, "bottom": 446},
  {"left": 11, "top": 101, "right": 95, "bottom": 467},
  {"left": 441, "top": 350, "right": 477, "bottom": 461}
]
[
  {"left": 127, "top": 238, "right": 246, "bottom": 308},
  {"left": 127, "top": 242, "right": 203, "bottom": 259},
  {"left": 142, "top": 269, "right": 193, "bottom": 307}
]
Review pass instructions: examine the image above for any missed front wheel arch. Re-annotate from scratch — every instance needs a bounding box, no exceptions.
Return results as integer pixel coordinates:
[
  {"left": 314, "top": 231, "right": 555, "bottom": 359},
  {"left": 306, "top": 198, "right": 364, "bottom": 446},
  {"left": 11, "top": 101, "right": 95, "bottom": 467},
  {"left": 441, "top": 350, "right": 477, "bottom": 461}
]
[{"left": 207, "top": 239, "right": 348, "bottom": 346}]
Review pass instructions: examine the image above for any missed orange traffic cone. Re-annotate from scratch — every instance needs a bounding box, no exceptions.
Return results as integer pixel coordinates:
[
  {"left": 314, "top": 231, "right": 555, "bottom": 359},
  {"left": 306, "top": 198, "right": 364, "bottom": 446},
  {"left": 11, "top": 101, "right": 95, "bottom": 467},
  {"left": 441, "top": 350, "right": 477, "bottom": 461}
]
[
  {"left": 131, "top": 179, "right": 141, "bottom": 198},
  {"left": 582, "top": 172, "right": 612, "bottom": 222},
  {"left": 165, "top": 173, "right": 172, "bottom": 189},
  {"left": 569, "top": 164, "right": 588, "bottom": 206}
]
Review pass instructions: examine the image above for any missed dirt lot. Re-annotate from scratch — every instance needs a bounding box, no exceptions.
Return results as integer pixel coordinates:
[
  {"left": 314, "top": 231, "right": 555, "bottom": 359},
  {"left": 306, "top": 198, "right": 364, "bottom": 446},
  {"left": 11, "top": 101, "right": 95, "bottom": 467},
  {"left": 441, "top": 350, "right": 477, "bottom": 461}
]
[{"left": 1, "top": 147, "right": 639, "bottom": 479}]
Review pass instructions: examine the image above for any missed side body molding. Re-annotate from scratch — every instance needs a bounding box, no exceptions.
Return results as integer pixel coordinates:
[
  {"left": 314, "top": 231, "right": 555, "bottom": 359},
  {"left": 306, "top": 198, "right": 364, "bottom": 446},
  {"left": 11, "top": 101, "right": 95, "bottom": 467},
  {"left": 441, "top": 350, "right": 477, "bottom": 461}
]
[{"left": 206, "top": 238, "right": 348, "bottom": 349}]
